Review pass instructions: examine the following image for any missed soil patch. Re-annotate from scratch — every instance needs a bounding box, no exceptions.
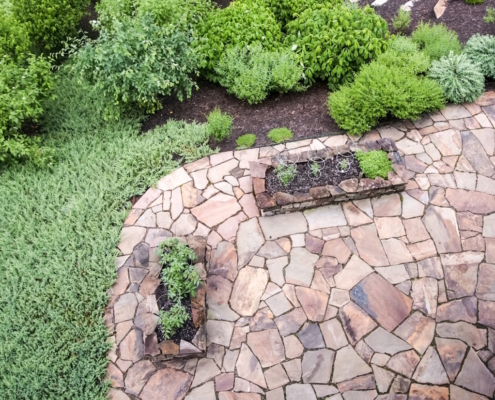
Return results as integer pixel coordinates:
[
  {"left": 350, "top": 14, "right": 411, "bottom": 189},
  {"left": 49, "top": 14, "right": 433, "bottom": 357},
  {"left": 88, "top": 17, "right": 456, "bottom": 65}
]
[
  {"left": 266, "top": 153, "right": 361, "bottom": 195},
  {"left": 155, "top": 281, "right": 198, "bottom": 345}
]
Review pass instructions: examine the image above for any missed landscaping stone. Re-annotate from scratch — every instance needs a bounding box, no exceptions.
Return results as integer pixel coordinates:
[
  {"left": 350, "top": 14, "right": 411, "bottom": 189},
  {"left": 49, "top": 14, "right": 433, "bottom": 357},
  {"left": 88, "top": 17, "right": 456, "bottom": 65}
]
[
  {"left": 455, "top": 348, "right": 495, "bottom": 397},
  {"left": 236, "top": 344, "right": 266, "bottom": 388},
  {"left": 394, "top": 312, "right": 435, "bottom": 355},
  {"left": 236, "top": 218, "right": 265, "bottom": 267},
  {"left": 230, "top": 266, "right": 268, "bottom": 316},
  {"left": 351, "top": 224, "right": 389, "bottom": 267},
  {"left": 340, "top": 301, "right": 377, "bottom": 345},
  {"left": 386, "top": 350, "right": 420, "bottom": 378},
  {"left": 436, "top": 338, "right": 467, "bottom": 382},
  {"left": 365, "top": 328, "right": 412, "bottom": 355},
  {"left": 332, "top": 345, "right": 372, "bottom": 383},
  {"left": 302, "top": 349, "right": 335, "bottom": 383}
]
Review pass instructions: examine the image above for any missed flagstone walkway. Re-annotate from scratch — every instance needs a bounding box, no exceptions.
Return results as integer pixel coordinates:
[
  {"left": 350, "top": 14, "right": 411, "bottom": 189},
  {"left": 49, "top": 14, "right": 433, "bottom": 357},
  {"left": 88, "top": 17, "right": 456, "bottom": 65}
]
[{"left": 107, "top": 93, "right": 495, "bottom": 400}]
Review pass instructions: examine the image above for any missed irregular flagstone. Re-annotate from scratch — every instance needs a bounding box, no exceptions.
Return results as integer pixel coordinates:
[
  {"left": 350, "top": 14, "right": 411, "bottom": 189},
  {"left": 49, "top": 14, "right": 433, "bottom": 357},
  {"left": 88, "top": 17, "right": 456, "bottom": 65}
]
[
  {"left": 375, "top": 217, "right": 405, "bottom": 239},
  {"left": 477, "top": 263, "right": 495, "bottom": 300},
  {"left": 285, "top": 248, "right": 319, "bottom": 287},
  {"left": 206, "top": 275, "right": 239, "bottom": 321},
  {"left": 219, "top": 393, "right": 261, "bottom": 400},
  {"left": 283, "top": 335, "right": 304, "bottom": 359},
  {"left": 119, "top": 329, "right": 144, "bottom": 362},
  {"left": 408, "top": 239, "right": 438, "bottom": 261},
  {"left": 181, "top": 181, "right": 205, "bottom": 208},
  {"left": 264, "top": 364, "right": 289, "bottom": 390},
  {"left": 191, "top": 358, "right": 220, "bottom": 388},
  {"left": 257, "top": 241, "right": 286, "bottom": 259},
  {"left": 250, "top": 308, "right": 277, "bottom": 332},
  {"left": 296, "top": 287, "right": 328, "bottom": 322},
  {"left": 483, "top": 214, "right": 495, "bottom": 238},
  {"left": 372, "top": 365, "right": 395, "bottom": 393},
  {"left": 351, "top": 224, "right": 389, "bottom": 266},
  {"left": 372, "top": 194, "right": 402, "bottom": 217},
  {"left": 236, "top": 343, "right": 267, "bottom": 389},
  {"left": 209, "top": 241, "right": 237, "bottom": 282},
  {"left": 265, "top": 292, "right": 293, "bottom": 317},
  {"left": 321, "top": 238, "right": 351, "bottom": 264},
  {"left": 339, "top": 301, "right": 377, "bottom": 345},
  {"left": 382, "top": 239, "right": 414, "bottom": 264},
  {"left": 140, "top": 368, "right": 192, "bottom": 400},
  {"left": 409, "top": 384, "right": 449, "bottom": 400},
  {"left": 337, "top": 374, "right": 376, "bottom": 392},
  {"left": 302, "top": 349, "right": 335, "bottom": 383},
  {"left": 450, "top": 385, "right": 491, "bottom": 400},
  {"left": 350, "top": 273, "right": 413, "bottom": 332},
  {"left": 412, "top": 346, "right": 449, "bottom": 385},
  {"left": 247, "top": 329, "right": 285, "bottom": 368},
  {"left": 479, "top": 300, "right": 495, "bottom": 328},
  {"left": 455, "top": 348, "right": 495, "bottom": 397},
  {"left": 343, "top": 390, "right": 377, "bottom": 400},
  {"left": 237, "top": 218, "right": 265, "bottom": 267},
  {"left": 422, "top": 205, "right": 461, "bottom": 253},
  {"left": 283, "top": 359, "right": 302, "bottom": 382},
  {"left": 186, "top": 382, "right": 216, "bottom": 400},
  {"left": 259, "top": 212, "right": 308, "bottom": 240},
  {"left": 285, "top": 384, "right": 317, "bottom": 400},
  {"left": 191, "top": 193, "right": 241, "bottom": 228},
  {"left": 436, "top": 297, "right": 477, "bottom": 323},
  {"left": 390, "top": 375, "right": 411, "bottom": 395},
  {"left": 446, "top": 188, "right": 495, "bottom": 215},
  {"left": 320, "top": 318, "right": 348, "bottom": 350},
  {"left": 375, "top": 265, "right": 410, "bottom": 284},
  {"left": 417, "top": 257, "right": 443, "bottom": 279},
  {"left": 267, "top": 257, "right": 288, "bottom": 287},
  {"left": 430, "top": 129, "right": 462, "bottom": 156},
  {"left": 342, "top": 202, "right": 373, "bottom": 226},
  {"left": 436, "top": 322, "right": 487, "bottom": 350},
  {"left": 334, "top": 255, "right": 373, "bottom": 290},
  {"left": 386, "top": 350, "right": 420, "bottom": 378},
  {"left": 436, "top": 338, "right": 467, "bottom": 382},
  {"left": 304, "top": 204, "right": 346, "bottom": 230},
  {"left": 355, "top": 340, "right": 374, "bottom": 364},
  {"left": 394, "top": 312, "right": 436, "bottom": 355},
  {"left": 230, "top": 266, "right": 268, "bottom": 317},
  {"left": 364, "top": 327, "right": 412, "bottom": 355},
  {"left": 125, "top": 360, "right": 156, "bottom": 396},
  {"left": 118, "top": 227, "right": 147, "bottom": 255},
  {"left": 402, "top": 192, "right": 425, "bottom": 219},
  {"left": 313, "top": 385, "right": 339, "bottom": 397},
  {"left": 297, "top": 322, "right": 325, "bottom": 349},
  {"left": 305, "top": 234, "right": 324, "bottom": 254},
  {"left": 217, "top": 212, "right": 247, "bottom": 241},
  {"left": 206, "top": 320, "right": 234, "bottom": 347},
  {"left": 441, "top": 251, "right": 484, "bottom": 299},
  {"left": 275, "top": 308, "right": 307, "bottom": 337},
  {"left": 411, "top": 277, "right": 438, "bottom": 317},
  {"left": 461, "top": 130, "right": 495, "bottom": 176},
  {"left": 332, "top": 345, "right": 372, "bottom": 383}
]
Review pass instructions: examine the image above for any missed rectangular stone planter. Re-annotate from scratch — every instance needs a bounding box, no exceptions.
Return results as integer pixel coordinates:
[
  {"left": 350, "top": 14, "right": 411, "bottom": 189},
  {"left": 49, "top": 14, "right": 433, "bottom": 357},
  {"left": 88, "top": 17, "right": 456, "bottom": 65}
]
[{"left": 251, "top": 138, "right": 406, "bottom": 216}]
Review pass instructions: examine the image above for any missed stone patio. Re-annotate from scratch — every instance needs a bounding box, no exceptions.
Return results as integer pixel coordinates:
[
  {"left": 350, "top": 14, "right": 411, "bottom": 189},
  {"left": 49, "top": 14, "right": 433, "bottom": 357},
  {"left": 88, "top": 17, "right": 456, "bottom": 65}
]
[{"left": 107, "top": 92, "right": 495, "bottom": 400}]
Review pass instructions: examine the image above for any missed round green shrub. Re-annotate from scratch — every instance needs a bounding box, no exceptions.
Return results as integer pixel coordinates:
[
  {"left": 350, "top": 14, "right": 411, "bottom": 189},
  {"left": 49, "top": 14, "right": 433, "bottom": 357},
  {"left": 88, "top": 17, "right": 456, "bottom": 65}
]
[
  {"left": 193, "top": 0, "right": 283, "bottom": 75},
  {"left": 264, "top": 0, "right": 341, "bottom": 26},
  {"left": 464, "top": 34, "right": 495, "bottom": 79},
  {"left": 207, "top": 108, "right": 233, "bottom": 142},
  {"left": 285, "top": 4, "right": 390, "bottom": 89},
  {"left": 429, "top": 52, "right": 484, "bottom": 104},
  {"left": 355, "top": 150, "right": 392, "bottom": 179},
  {"left": 268, "top": 127, "right": 293, "bottom": 143},
  {"left": 392, "top": 9, "right": 411, "bottom": 33},
  {"left": 411, "top": 22, "right": 462, "bottom": 61},
  {"left": 376, "top": 36, "right": 430, "bottom": 74},
  {"left": 0, "top": 5, "right": 31, "bottom": 60},
  {"left": 236, "top": 134, "right": 257, "bottom": 149}
]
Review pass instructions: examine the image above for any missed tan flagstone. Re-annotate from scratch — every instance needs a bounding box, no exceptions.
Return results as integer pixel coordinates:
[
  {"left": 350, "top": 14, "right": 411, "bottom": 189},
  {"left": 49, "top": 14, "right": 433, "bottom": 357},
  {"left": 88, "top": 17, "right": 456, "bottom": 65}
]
[
  {"left": 422, "top": 205, "right": 461, "bottom": 253},
  {"left": 351, "top": 224, "right": 389, "bottom": 267},
  {"left": 382, "top": 238, "right": 414, "bottom": 264},
  {"left": 285, "top": 248, "right": 319, "bottom": 287},
  {"left": 259, "top": 212, "right": 308, "bottom": 240},
  {"left": 409, "top": 384, "right": 448, "bottom": 400},
  {"left": 283, "top": 360, "right": 303, "bottom": 382},
  {"left": 302, "top": 349, "right": 335, "bottom": 383},
  {"left": 295, "top": 287, "right": 328, "bottom": 322},
  {"left": 140, "top": 368, "right": 192, "bottom": 400},
  {"left": 436, "top": 297, "right": 477, "bottom": 323},
  {"left": 455, "top": 348, "right": 495, "bottom": 397},
  {"left": 436, "top": 338, "right": 467, "bottom": 382},
  {"left": 236, "top": 343, "right": 267, "bottom": 388},
  {"left": 386, "top": 350, "right": 420, "bottom": 378},
  {"left": 334, "top": 255, "right": 373, "bottom": 290},
  {"left": 332, "top": 345, "right": 372, "bottom": 383},
  {"left": 191, "top": 193, "right": 241, "bottom": 228},
  {"left": 231, "top": 266, "right": 268, "bottom": 317},
  {"left": 339, "top": 302, "right": 377, "bottom": 345},
  {"left": 304, "top": 204, "right": 347, "bottom": 230},
  {"left": 412, "top": 346, "right": 449, "bottom": 385},
  {"left": 320, "top": 318, "right": 348, "bottom": 350},
  {"left": 441, "top": 251, "right": 484, "bottom": 299},
  {"left": 321, "top": 238, "right": 351, "bottom": 264},
  {"left": 394, "top": 312, "right": 435, "bottom": 355},
  {"left": 365, "top": 327, "right": 412, "bottom": 355},
  {"left": 342, "top": 202, "right": 373, "bottom": 226},
  {"left": 436, "top": 321, "right": 487, "bottom": 350}
]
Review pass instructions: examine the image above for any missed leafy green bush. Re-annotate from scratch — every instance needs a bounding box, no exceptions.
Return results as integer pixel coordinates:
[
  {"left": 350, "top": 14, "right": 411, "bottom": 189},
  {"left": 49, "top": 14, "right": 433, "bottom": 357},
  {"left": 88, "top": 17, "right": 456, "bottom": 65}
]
[
  {"left": 275, "top": 163, "right": 297, "bottom": 186},
  {"left": 392, "top": 9, "right": 411, "bottom": 33},
  {"left": 12, "top": 0, "right": 90, "bottom": 52},
  {"left": 0, "top": 4, "right": 31, "bottom": 60},
  {"left": 236, "top": 134, "right": 257, "bottom": 149},
  {"left": 268, "top": 127, "right": 293, "bottom": 143},
  {"left": 486, "top": 7, "right": 495, "bottom": 23},
  {"left": 138, "top": 0, "right": 213, "bottom": 28},
  {"left": 159, "top": 303, "right": 190, "bottom": 340},
  {"left": 193, "top": 0, "right": 283, "bottom": 74},
  {"left": 263, "top": 0, "right": 341, "bottom": 26},
  {"left": 71, "top": 14, "right": 198, "bottom": 118},
  {"left": 0, "top": 55, "right": 54, "bottom": 166},
  {"left": 95, "top": 0, "right": 138, "bottom": 27},
  {"left": 355, "top": 150, "right": 392, "bottom": 179},
  {"left": 285, "top": 4, "right": 390, "bottom": 89},
  {"left": 411, "top": 22, "right": 462, "bottom": 61},
  {"left": 216, "top": 45, "right": 304, "bottom": 104},
  {"left": 463, "top": 34, "right": 495, "bottom": 79},
  {"left": 376, "top": 36, "right": 430, "bottom": 75},
  {"left": 429, "top": 52, "right": 484, "bottom": 104},
  {"left": 207, "top": 108, "right": 233, "bottom": 141},
  {"left": 328, "top": 43, "right": 445, "bottom": 135},
  {"left": 465, "top": 0, "right": 484, "bottom": 4}
]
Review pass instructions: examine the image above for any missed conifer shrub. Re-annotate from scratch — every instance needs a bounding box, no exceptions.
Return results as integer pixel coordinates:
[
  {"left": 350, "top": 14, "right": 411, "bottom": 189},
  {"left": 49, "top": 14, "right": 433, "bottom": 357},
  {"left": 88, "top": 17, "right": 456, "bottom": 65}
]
[
  {"left": 411, "top": 22, "right": 462, "bottom": 61},
  {"left": 463, "top": 34, "right": 495, "bottom": 79}
]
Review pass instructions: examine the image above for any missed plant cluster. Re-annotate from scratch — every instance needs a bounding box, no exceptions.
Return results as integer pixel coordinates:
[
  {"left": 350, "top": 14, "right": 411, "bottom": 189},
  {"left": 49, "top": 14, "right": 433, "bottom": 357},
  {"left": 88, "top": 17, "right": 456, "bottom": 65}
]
[
  {"left": 463, "top": 34, "right": 495, "bottom": 79},
  {"left": 236, "top": 134, "right": 257, "bottom": 149},
  {"left": 355, "top": 150, "right": 393, "bottom": 179},
  {"left": 207, "top": 108, "right": 233, "bottom": 142},
  {"left": 429, "top": 52, "right": 484, "bottom": 104},
  {"left": 329, "top": 37, "right": 445, "bottom": 135},
  {"left": 310, "top": 161, "right": 321, "bottom": 177},
  {"left": 486, "top": 7, "right": 495, "bottom": 23},
  {"left": 275, "top": 163, "right": 297, "bottom": 186},
  {"left": 263, "top": 0, "right": 342, "bottom": 26},
  {"left": 268, "top": 127, "right": 293, "bottom": 143},
  {"left": 285, "top": 4, "right": 390, "bottom": 89},
  {"left": 216, "top": 45, "right": 304, "bottom": 104},
  {"left": 392, "top": 8, "right": 411, "bottom": 33},
  {"left": 411, "top": 22, "right": 462, "bottom": 61}
]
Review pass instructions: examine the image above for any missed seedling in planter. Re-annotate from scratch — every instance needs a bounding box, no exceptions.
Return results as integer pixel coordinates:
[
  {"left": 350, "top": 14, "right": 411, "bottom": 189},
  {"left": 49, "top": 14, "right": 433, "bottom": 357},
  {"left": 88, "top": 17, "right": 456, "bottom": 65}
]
[
  {"left": 310, "top": 161, "right": 321, "bottom": 178},
  {"left": 159, "top": 302, "right": 190, "bottom": 340},
  {"left": 338, "top": 158, "right": 348, "bottom": 173},
  {"left": 275, "top": 163, "right": 297, "bottom": 187}
]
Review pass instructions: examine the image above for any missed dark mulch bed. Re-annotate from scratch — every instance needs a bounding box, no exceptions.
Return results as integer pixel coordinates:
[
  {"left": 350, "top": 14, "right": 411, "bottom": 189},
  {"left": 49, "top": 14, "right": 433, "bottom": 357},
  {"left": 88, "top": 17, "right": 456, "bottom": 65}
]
[
  {"left": 155, "top": 282, "right": 197, "bottom": 345},
  {"left": 266, "top": 153, "right": 361, "bottom": 195}
]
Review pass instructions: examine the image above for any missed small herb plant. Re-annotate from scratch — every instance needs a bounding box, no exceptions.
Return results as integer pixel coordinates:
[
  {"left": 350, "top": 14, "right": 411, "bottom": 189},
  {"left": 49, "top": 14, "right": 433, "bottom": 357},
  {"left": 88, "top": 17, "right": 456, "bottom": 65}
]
[
  {"left": 275, "top": 164, "right": 297, "bottom": 187},
  {"left": 310, "top": 162, "right": 321, "bottom": 177},
  {"left": 159, "top": 303, "right": 190, "bottom": 341},
  {"left": 236, "top": 134, "right": 257, "bottom": 149},
  {"left": 392, "top": 9, "right": 411, "bottom": 33},
  {"left": 355, "top": 150, "right": 393, "bottom": 179},
  {"left": 486, "top": 8, "right": 495, "bottom": 23},
  {"left": 338, "top": 159, "right": 348, "bottom": 172},
  {"left": 268, "top": 127, "right": 293, "bottom": 144},
  {"left": 207, "top": 108, "right": 233, "bottom": 142}
]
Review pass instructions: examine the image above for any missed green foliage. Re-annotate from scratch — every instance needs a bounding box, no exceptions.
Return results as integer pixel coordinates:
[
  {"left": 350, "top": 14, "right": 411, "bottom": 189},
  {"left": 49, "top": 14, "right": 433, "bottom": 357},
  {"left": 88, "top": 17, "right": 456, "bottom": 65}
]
[
  {"left": 338, "top": 158, "right": 348, "bottom": 171},
  {"left": 485, "top": 7, "right": 495, "bottom": 23},
  {"left": 215, "top": 45, "right": 304, "bottom": 104},
  {"left": 95, "top": 0, "right": 138, "bottom": 27},
  {"left": 0, "top": 73, "right": 215, "bottom": 399},
  {"left": 463, "top": 34, "right": 495, "bottom": 79},
  {"left": 263, "top": 0, "right": 342, "bottom": 26},
  {"left": 0, "top": 55, "right": 54, "bottom": 167},
  {"left": 310, "top": 161, "right": 320, "bottom": 177},
  {"left": 158, "top": 238, "right": 201, "bottom": 300},
  {"left": 236, "top": 133, "right": 257, "bottom": 149},
  {"left": 411, "top": 22, "right": 462, "bottom": 61},
  {"left": 465, "top": 0, "right": 484, "bottom": 4},
  {"left": 285, "top": 4, "right": 390, "bottom": 89},
  {"left": 0, "top": 4, "right": 31, "bottom": 60},
  {"left": 137, "top": 0, "right": 213, "bottom": 28},
  {"left": 392, "top": 9, "right": 411, "bottom": 33},
  {"left": 159, "top": 303, "right": 190, "bottom": 340},
  {"left": 376, "top": 36, "right": 431, "bottom": 74},
  {"left": 268, "top": 127, "right": 293, "bottom": 143},
  {"left": 193, "top": 0, "right": 283, "bottom": 74},
  {"left": 12, "top": 0, "right": 90, "bottom": 53},
  {"left": 328, "top": 44, "right": 445, "bottom": 135},
  {"left": 207, "top": 108, "right": 233, "bottom": 142},
  {"left": 429, "top": 52, "right": 484, "bottom": 104},
  {"left": 275, "top": 163, "right": 297, "bottom": 186},
  {"left": 355, "top": 150, "right": 392, "bottom": 179},
  {"left": 71, "top": 14, "right": 198, "bottom": 119}
]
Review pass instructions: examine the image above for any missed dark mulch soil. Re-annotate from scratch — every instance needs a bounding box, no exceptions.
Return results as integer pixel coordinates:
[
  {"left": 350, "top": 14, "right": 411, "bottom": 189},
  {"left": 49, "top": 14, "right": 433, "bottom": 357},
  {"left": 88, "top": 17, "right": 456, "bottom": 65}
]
[
  {"left": 79, "top": 1, "right": 99, "bottom": 40},
  {"left": 155, "top": 282, "right": 197, "bottom": 345},
  {"left": 266, "top": 153, "right": 361, "bottom": 195}
]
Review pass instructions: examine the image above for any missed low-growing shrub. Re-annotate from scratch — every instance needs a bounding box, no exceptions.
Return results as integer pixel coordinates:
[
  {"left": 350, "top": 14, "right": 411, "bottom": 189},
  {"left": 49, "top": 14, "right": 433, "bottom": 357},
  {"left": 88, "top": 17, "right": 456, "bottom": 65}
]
[
  {"left": 463, "top": 34, "right": 495, "bottom": 79},
  {"left": 71, "top": 14, "right": 198, "bottom": 119},
  {"left": 412, "top": 22, "right": 462, "bottom": 61},
  {"left": 95, "top": 0, "right": 138, "bottom": 27},
  {"left": 138, "top": 0, "right": 213, "bottom": 28},
  {"left": 392, "top": 9, "right": 411, "bottom": 33},
  {"left": 236, "top": 134, "right": 257, "bottom": 149},
  {"left": 207, "top": 108, "right": 233, "bottom": 142},
  {"left": 285, "top": 4, "right": 390, "bottom": 89},
  {"left": 376, "top": 36, "right": 430, "bottom": 74},
  {"left": 486, "top": 7, "right": 495, "bottom": 23},
  {"left": 268, "top": 127, "right": 293, "bottom": 143},
  {"left": 429, "top": 52, "right": 484, "bottom": 104},
  {"left": 355, "top": 150, "right": 392, "bottom": 179},
  {"left": 216, "top": 45, "right": 304, "bottom": 104},
  {"left": 275, "top": 163, "right": 297, "bottom": 186},
  {"left": 159, "top": 303, "right": 190, "bottom": 340},
  {"left": 264, "top": 0, "right": 342, "bottom": 26},
  {"left": 193, "top": 0, "right": 283, "bottom": 75},
  {"left": 0, "top": 5, "right": 31, "bottom": 60}
]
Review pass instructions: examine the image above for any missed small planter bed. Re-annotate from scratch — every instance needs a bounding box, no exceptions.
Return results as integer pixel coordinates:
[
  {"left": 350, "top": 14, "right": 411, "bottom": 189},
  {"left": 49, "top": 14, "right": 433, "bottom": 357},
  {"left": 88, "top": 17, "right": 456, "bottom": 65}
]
[{"left": 251, "top": 138, "right": 406, "bottom": 216}]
